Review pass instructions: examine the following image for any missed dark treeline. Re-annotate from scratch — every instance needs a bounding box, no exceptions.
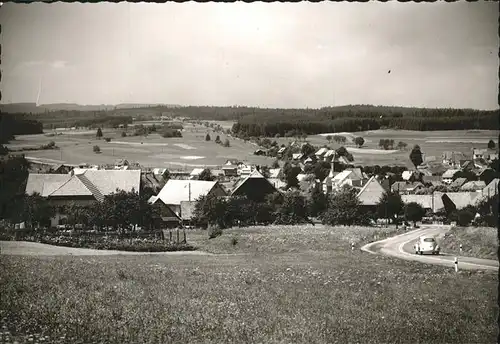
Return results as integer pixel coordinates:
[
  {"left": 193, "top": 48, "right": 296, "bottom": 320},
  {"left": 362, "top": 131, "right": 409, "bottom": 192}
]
[
  {"left": 0, "top": 114, "right": 44, "bottom": 144},
  {"left": 232, "top": 108, "right": 499, "bottom": 137}
]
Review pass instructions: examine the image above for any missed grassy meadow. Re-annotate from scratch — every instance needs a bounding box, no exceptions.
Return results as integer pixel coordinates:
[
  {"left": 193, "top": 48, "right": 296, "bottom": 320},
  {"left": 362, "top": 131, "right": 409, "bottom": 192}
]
[
  {"left": 1, "top": 225, "right": 497, "bottom": 344},
  {"left": 5, "top": 123, "right": 499, "bottom": 169}
]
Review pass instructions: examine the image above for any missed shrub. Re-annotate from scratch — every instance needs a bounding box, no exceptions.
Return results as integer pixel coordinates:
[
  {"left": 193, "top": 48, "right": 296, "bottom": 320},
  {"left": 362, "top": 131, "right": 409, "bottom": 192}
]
[
  {"left": 121, "top": 131, "right": 127, "bottom": 137},
  {"left": 231, "top": 237, "right": 239, "bottom": 246},
  {"left": 223, "top": 139, "right": 230, "bottom": 147},
  {"left": 93, "top": 145, "right": 101, "bottom": 153},
  {"left": 104, "top": 137, "right": 111, "bottom": 142},
  {"left": 205, "top": 133, "right": 211, "bottom": 141}
]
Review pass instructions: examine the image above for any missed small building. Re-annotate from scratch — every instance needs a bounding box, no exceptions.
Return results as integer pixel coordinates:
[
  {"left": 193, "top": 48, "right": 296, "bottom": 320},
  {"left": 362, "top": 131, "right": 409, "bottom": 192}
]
[
  {"left": 460, "top": 180, "right": 486, "bottom": 192},
  {"left": 315, "top": 147, "right": 329, "bottom": 159},
  {"left": 391, "top": 181, "right": 425, "bottom": 195},
  {"left": 254, "top": 149, "right": 266, "bottom": 156},
  {"left": 442, "top": 169, "right": 460, "bottom": 184},
  {"left": 222, "top": 165, "right": 238, "bottom": 177},
  {"left": 151, "top": 180, "right": 227, "bottom": 223},
  {"left": 473, "top": 148, "right": 487, "bottom": 160},
  {"left": 231, "top": 170, "right": 278, "bottom": 202},
  {"left": 190, "top": 168, "right": 205, "bottom": 180},
  {"left": 292, "top": 153, "right": 304, "bottom": 162},
  {"left": 449, "top": 177, "right": 467, "bottom": 189},
  {"left": 442, "top": 151, "right": 469, "bottom": 168},
  {"left": 357, "top": 176, "right": 387, "bottom": 212}
]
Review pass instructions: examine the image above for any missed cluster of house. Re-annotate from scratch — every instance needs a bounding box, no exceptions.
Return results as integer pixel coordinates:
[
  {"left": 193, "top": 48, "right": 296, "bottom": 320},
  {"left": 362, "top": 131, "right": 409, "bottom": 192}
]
[{"left": 23, "top": 145, "right": 499, "bottom": 228}]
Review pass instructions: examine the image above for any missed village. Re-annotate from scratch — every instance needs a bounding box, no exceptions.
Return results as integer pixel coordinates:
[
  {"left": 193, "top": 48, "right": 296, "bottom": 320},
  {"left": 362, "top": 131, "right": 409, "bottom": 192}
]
[{"left": 22, "top": 138, "right": 499, "bottom": 231}]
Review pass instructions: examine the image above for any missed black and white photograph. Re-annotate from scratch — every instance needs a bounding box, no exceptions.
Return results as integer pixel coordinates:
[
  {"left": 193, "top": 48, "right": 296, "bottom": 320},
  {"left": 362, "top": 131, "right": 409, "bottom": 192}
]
[{"left": 0, "top": 1, "right": 499, "bottom": 343}]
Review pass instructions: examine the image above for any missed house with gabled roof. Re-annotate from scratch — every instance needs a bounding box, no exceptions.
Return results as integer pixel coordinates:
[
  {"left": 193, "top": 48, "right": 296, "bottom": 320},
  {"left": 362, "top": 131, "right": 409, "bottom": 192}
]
[
  {"left": 231, "top": 170, "right": 278, "bottom": 202},
  {"left": 442, "top": 169, "right": 460, "bottom": 184},
  {"left": 449, "top": 177, "right": 467, "bottom": 189},
  {"left": 357, "top": 176, "right": 386, "bottom": 211},
  {"left": 324, "top": 167, "right": 368, "bottom": 193},
  {"left": 391, "top": 181, "right": 425, "bottom": 195},
  {"left": 460, "top": 180, "right": 486, "bottom": 192},
  {"left": 315, "top": 147, "right": 329, "bottom": 159},
  {"left": 25, "top": 170, "right": 141, "bottom": 227},
  {"left": 150, "top": 179, "right": 226, "bottom": 225}
]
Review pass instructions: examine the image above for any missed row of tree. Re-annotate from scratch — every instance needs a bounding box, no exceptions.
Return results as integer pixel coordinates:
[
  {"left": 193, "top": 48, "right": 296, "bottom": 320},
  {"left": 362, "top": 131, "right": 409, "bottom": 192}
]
[
  {"left": 0, "top": 114, "right": 44, "bottom": 145},
  {"left": 231, "top": 111, "right": 498, "bottom": 137}
]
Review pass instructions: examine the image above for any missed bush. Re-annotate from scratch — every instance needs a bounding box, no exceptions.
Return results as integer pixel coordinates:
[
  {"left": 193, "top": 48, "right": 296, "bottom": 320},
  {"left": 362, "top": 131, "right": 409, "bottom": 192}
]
[
  {"left": 209, "top": 225, "right": 223, "bottom": 239},
  {"left": 104, "top": 137, "right": 111, "bottom": 142},
  {"left": 121, "top": 131, "right": 127, "bottom": 137},
  {"left": 223, "top": 139, "right": 230, "bottom": 147},
  {"left": 93, "top": 145, "right": 101, "bottom": 153},
  {"left": 161, "top": 128, "right": 182, "bottom": 138}
]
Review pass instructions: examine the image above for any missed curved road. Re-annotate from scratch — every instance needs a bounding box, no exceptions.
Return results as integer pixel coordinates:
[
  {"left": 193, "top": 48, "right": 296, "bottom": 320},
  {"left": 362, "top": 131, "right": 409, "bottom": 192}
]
[{"left": 361, "top": 225, "right": 499, "bottom": 271}]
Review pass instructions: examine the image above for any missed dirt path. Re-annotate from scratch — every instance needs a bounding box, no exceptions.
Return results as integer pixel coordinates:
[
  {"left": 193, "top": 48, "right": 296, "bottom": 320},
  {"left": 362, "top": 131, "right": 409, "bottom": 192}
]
[{"left": 0, "top": 241, "right": 213, "bottom": 256}]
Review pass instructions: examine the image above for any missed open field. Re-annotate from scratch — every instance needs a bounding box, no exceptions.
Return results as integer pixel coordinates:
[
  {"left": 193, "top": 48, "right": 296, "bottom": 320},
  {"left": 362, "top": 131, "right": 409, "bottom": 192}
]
[
  {"left": 274, "top": 129, "right": 499, "bottom": 167},
  {"left": 5, "top": 122, "right": 271, "bottom": 169},
  {"left": 440, "top": 226, "right": 498, "bottom": 260},
  {"left": 0, "top": 225, "right": 497, "bottom": 344},
  {"left": 5, "top": 125, "right": 499, "bottom": 169}
]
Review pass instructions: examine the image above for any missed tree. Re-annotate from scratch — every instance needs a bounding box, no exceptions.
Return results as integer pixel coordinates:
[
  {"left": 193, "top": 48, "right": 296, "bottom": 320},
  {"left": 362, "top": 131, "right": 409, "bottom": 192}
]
[
  {"left": 404, "top": 202, "right": 425, "bottom": 227},
  {"left": 377, "top": 191, "right": 404, "bottom": 226},
  {"left": 215, "top": 135, "right": 221, "bottom": 143},
  {"left": 193, "top": 194, "right": 229, "bottom": 229},
  {"left": 0, "top": 145, "right": 9, "bottom": 156},
  {"left": 354, "top": 137, "right": 365, "bottom": 148},
  {"left": 488, "top": 139, "right": 496, "bottom": 150},
  {"left": 336, "top": 146, "right": 348, "bottom": 157},
  {"left": 308, "top": 184, "right": 328, "bottom": 217},
  {"left": 271, "top": 159, "right": 280, "bottom": 169},
  {"left": 301, "top": 143, "right": 316, "bottom": 157},
  {"left": 22, "top": 193, "right": 55, "bottom": 230},
  {"left": 397, "top": 141, "right": 408, "bottom": 150},
  {"left": 326, "top": 135, "right": 332, "bottom": 144},
  {"left": 223, "top": 139, "right": 230, "bottom": 147},
  {"left": 274, "top": 190, "right": 311, "bottom": 224},
  {"left": 205, "top": 133, "right": 211, "bottom": 141},
  {"left": 121, "top": 131, "right": 127, "bottom": 137},
  {"left": 96, "top": 128, "right": 103, "bottom": 139},
  {"left": 409, "top": 145, "right": 423, "bottom": 169},
  {"left": 198, "top": 168, "right": 215, "bottom": 181},
  {"left": 322, "top": 185, "right": 369, "bottom": 226},
  {"left": 313, "top": 161, "right": 331, "bottom": 181},
  {"left": 93, "top": 145, "right": 101, "bottom": 153},
  {"left": 282, "top": 162, "right": 301, "bottom": 188}
]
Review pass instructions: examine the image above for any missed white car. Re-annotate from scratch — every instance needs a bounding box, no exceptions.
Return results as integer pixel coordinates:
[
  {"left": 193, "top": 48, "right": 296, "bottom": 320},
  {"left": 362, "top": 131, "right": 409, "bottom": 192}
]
[{"left": 414, "top": 236, "right": 440, "bottom": 255}]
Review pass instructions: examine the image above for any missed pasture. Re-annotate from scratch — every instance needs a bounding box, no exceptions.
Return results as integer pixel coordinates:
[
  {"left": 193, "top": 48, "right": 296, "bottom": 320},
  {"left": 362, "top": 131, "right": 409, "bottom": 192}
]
[
  {"left": 5, "top": 122, "right": 271, "bottom": 169},
  {"left": 0, "top": 225, "right": 497, "bottom": 344}
]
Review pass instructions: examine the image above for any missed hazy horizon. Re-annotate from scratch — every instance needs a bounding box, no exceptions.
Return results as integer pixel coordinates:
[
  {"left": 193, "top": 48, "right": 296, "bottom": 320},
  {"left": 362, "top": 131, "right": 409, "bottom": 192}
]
[{"left": 1, "top": 2, "right": 498, "bottom": 110}]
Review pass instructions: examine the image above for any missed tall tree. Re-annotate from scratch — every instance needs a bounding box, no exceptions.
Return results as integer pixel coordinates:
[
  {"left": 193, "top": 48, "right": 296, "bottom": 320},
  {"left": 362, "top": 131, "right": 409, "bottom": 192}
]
[
  {"left": 322, "top": 185, "right": 369, "bottom": 226},
  {"left": 96, "top": 127, "right": 103, "bottom": 139},
  {"left": 205, "top": 133, "right": 211, "bottom": 141},
  {"left": 198, "top": 168, "right": 215, "bottom": 181},
  {"left": 377, "top": 191, "right": 404, "bottom": 226},
  {"left": 487, "top": 139, "right": 496, "bottom": 150},
  {"left": 22, "top": 193, "right": 55, "bottom": 229},
  {"left": 404, "top": 202, "right": 425, "bottom": 227},
  {"left": 409, "top": 145, "right": 424, "bottom": 169},
  {"left": 354, "top": 137, "right": 365, "bottom": 148}
]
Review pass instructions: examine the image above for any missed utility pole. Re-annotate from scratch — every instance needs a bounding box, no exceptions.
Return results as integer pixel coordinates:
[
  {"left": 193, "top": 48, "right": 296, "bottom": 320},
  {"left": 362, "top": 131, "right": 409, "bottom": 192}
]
[{"left": 188, "top": 182, "right": 191, "bottom": 202}]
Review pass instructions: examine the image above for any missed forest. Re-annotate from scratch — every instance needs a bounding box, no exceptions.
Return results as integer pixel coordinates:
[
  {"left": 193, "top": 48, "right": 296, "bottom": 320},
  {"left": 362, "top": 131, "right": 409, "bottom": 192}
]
[
  {"left": 231, "top": 107, "right": 499, "bottom": 137},
  {"left": 0, "top": 114, "right": 44, "bottom": 144}
]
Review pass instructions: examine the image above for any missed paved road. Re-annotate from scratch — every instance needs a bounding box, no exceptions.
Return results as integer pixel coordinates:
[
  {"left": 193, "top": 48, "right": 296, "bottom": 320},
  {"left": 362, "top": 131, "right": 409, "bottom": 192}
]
[
  {"left": 0, "top": 241, "right": 213, "bottom": 256},
  {"left": 361, "top": 225, "right": 499, "bottom": 271}
]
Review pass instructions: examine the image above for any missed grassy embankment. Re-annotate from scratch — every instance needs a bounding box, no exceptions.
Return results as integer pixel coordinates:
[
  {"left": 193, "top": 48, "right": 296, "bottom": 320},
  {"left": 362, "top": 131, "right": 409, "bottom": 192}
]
[
  {"left": 439, "top": 226, "right": 498, "bottom": 260},
  {"left": 0, "top": 224, "right": 497, "bottom": 344}
]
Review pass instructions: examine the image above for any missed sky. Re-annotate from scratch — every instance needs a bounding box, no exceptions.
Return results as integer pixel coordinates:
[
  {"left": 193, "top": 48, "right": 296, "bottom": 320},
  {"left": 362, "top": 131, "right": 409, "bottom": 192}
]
[{"left": 1, "top": 2, "right": 498, "bottom": 110}]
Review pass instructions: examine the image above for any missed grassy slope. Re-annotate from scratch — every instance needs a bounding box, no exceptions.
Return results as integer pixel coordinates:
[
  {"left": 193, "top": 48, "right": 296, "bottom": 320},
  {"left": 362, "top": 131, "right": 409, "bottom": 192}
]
[
  {"left": 0, "top": 225, "right": 497, "bottom": 344},
  {"left": 440, "top": 226, "right": 498, "bottom": 260}
]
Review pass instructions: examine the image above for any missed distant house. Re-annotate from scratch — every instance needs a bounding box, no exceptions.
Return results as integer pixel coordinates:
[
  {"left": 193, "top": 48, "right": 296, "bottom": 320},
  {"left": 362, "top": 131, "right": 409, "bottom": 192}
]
[
  {"left": 150, "top": 180, "right": 226, "bottom": 224},
  {"left": 357, "top": 176, "right": 386, "bottom": 212},
  {"left": 460, "top": 180, "right": 486, "bottom": 192},
  {"left": 231, "top": 170, "right": 278, "bottom": 202},
  {"left": 141, "top": 171, "right": 165, "bottom": 194},
  {"left": 402, "top": 170, "right": 423, "bottom": 182},
  {"left": 238, "top": 165, "right": 254, "bottom": 176},
  {"left": 477, "top": 178, "right": 499, "bottom": 202},
  {"left": 473, "top": 148, "right": 487, "bottom": 160},
  {"left": 324, "top": 149, "right": 336, "bottom": 160},
  {"left": 168, "top": 170, "right": 191, "bottom": 180},
  {"left": 225, "top": 159, "right": 239, "bottom": 166},
  {"left": 486, "top": 152, "right": 498, "bottom": 161},
  {"left": 25, "top": 170, "right": 141, "bottom": 227},
  {"left": 190, "top": 168, "right": 205, "bottom": 180},
  {"left": 152, "top": 168, "right": 169, "bottom": 177},
  {"left": 222, "top": 165, "right": 238, "bottom": 177},
  {"left": 324, "top": 168, "right": 368, "bottom": 193},
  {"left": 254, "top": 149, "right": 266, "bottom": 156},
  {"left": 268, "top": 168, "right": 282, "bottom": 179},
  {"left": 442, "top": 169, "right": 460, "bottom": 184},
  {"left": 442, "top": 151, "right": 469, "bottom": 167},
  {"left": 303, "top": 156, "right": 316, "bottom": 165},
  {"left": 292, "top": 153, "right": 304, "bottom": 162},
  {"left": 449, "top": 177, "right": 467, "bottom": 189},
  {"left": 402, "top": 191, "right": 482, "bottom": 213},
  {"left": 315, "top": 147, "right": 329, "bottom": 159},
  {"left": 114, "top": 159, "right": 129, "bottom": 168},
  {"left": 211, "top": 169, "right": 225, "bottom": 178},
  {"left": 277, "top": 147, "right": 287, "bottom": 158},
  {"left": 391, "top": 181, "right": 425, "bottom": 195}
]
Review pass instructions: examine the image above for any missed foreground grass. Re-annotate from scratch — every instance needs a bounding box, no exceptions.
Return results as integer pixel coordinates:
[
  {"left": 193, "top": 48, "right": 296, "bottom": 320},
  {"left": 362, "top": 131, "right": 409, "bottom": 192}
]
[
  {"left": 0, "top": 225, "right": 497, "bottom": 344},
  {"left": 440, "top": 226, "right": 498, "bottom": 260}
]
